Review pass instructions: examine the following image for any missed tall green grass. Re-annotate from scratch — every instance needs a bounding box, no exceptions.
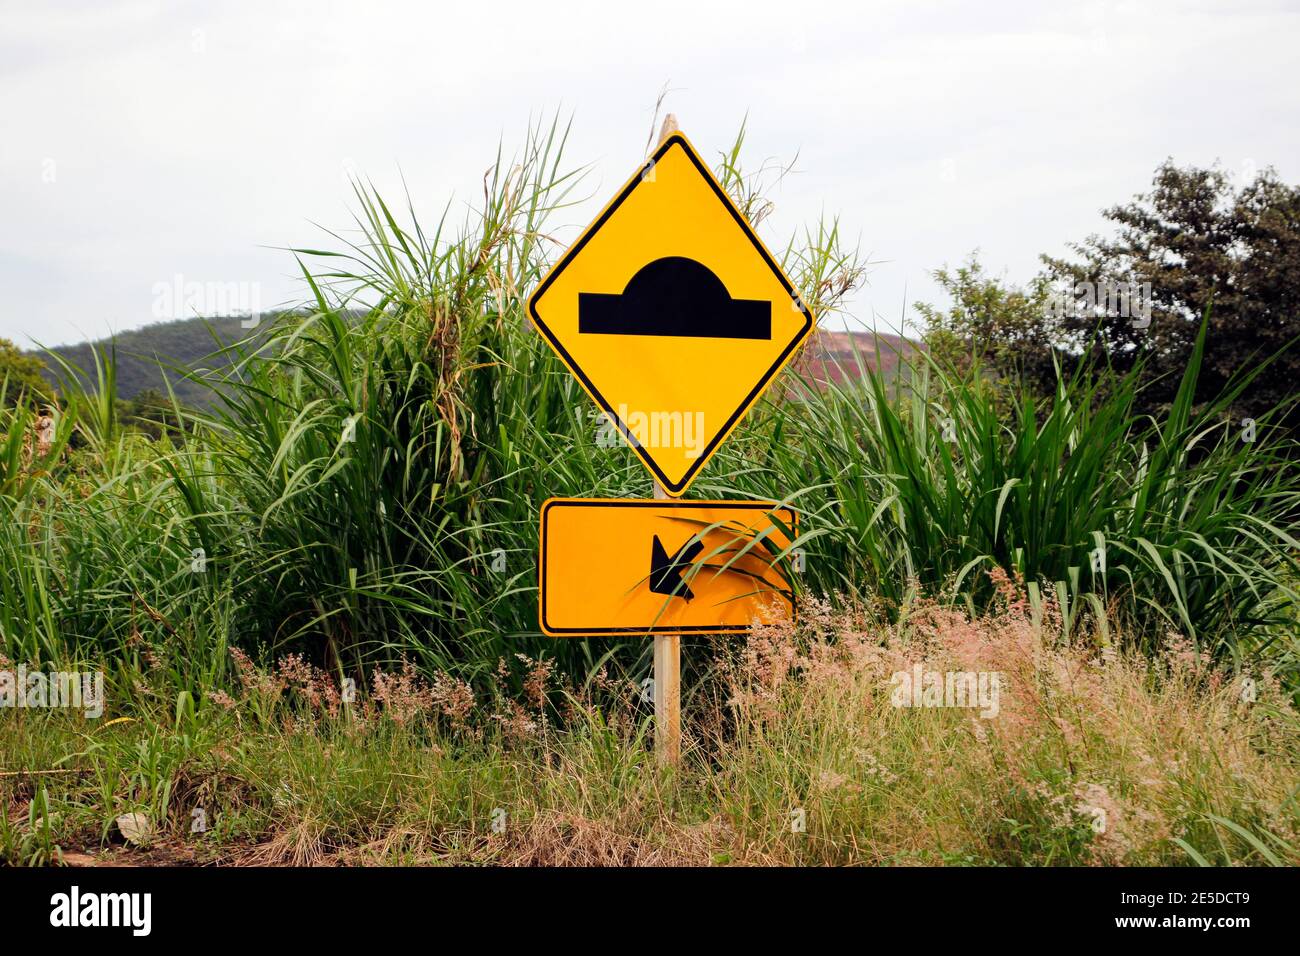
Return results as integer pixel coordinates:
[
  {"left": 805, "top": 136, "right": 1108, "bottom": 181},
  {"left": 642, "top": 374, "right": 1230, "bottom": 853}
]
[
  {"left": 747, "top": 326, "right": 1300, "bottom": 662},
  {"left": 0, "top": 115, "right": 1296, "bottom": 698}
]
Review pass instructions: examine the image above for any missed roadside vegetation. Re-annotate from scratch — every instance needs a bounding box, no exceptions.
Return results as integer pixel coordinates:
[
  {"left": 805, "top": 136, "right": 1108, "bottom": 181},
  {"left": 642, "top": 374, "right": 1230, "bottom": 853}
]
[
  {"left": 3, "top": 588, "right": 1296, "bottom": 866},
  {"left": 2, "top": 115, "right": 1297, "bottom": 866}
]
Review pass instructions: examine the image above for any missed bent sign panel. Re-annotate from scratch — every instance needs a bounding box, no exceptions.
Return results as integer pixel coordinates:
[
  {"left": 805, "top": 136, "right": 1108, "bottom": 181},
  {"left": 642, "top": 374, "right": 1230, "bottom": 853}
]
[{"left": 539, "top": 498, "right": 796, "bottom": 636}]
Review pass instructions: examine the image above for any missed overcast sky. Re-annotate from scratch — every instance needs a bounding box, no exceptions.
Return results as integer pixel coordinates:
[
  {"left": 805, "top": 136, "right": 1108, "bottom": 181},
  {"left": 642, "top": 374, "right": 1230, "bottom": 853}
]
[{"left": 2, "top": 0, "right": 1297, "bottom": 348}]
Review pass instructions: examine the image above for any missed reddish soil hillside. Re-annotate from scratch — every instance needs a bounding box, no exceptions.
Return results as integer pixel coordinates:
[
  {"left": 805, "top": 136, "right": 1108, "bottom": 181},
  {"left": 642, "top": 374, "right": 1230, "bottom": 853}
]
[{"left": 794, "top": 329, "right": 922, "bottom": 385}]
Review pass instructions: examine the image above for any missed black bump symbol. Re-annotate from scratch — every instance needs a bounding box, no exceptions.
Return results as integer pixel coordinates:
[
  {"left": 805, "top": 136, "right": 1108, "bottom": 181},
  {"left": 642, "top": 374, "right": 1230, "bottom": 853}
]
[{"left": 578, "top": 256, "right": 771, "bottom": 340}]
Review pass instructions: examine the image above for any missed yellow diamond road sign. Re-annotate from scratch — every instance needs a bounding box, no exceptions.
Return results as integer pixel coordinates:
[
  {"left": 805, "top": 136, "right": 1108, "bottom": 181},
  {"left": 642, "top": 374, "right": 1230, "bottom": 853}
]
[{"left": 528, "top": 132, "right": 815, "bottom": 496}]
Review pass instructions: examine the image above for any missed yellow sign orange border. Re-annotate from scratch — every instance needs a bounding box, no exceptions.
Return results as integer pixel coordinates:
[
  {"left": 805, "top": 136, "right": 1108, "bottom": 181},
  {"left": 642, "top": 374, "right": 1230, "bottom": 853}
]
[{"left": 538, "top": 497, "right": 797, "bottom": 636}]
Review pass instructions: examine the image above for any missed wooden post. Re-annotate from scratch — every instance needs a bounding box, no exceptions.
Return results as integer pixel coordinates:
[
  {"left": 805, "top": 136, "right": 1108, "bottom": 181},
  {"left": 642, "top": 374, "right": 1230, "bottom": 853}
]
[
  {"left": 652, "top": 113, "right": 682, "bottom": 769},
  {"left": 652, "top": 480, "right": 681, "bottom": 768}
]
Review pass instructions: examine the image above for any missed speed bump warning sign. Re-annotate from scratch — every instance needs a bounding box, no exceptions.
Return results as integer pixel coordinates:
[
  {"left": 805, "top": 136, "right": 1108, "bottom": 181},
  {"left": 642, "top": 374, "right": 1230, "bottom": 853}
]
[{"left": 528, "top": 133, "right": 814, "bottom": 496}]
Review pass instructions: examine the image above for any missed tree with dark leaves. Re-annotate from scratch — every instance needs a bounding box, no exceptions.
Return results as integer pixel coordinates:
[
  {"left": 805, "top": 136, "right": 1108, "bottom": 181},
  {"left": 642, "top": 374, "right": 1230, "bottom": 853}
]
[{"left": 1039, "top": 161, "right": 1300, "bottom": 436}]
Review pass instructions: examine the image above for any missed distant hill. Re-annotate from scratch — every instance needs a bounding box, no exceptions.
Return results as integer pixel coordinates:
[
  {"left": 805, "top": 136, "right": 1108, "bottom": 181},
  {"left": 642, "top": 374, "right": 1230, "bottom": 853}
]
[
  {"left": 796, "top": 329, "right": 922, "bottom": 385},
  {"left": 29, "top": 317, "right": 921, "bottom": 409},
  {"left": 31, "top": 315, "right": 270, "bottom": 409}
]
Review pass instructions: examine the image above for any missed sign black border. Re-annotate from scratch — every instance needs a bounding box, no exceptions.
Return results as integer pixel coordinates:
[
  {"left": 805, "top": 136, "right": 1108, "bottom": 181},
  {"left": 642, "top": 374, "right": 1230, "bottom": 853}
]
[
  {"left": 527, "top": 133, "right": 814, "bottom": 495},
  {"left": 539, "top": 498, "right": 798, "bottom": 636}
]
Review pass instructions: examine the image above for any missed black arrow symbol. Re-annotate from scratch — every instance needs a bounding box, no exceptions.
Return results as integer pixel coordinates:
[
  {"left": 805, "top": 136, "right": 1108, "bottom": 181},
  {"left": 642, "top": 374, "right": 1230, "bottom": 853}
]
[{"left": 649, "top": 534, "right": 704, "bottom": 601}]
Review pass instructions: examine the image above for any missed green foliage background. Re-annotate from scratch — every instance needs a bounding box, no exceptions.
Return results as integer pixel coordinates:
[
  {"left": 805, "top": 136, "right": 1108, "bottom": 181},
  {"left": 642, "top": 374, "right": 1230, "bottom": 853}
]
[{"left": 1, "top": 118, "right": 1296, "bottom": 703}]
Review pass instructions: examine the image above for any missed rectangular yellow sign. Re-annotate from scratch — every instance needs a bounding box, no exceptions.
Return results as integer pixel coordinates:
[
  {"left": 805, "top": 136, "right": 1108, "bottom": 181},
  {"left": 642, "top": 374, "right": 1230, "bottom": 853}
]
[{"left": 539, "top": 498, "right": 796, "bottom": 636}]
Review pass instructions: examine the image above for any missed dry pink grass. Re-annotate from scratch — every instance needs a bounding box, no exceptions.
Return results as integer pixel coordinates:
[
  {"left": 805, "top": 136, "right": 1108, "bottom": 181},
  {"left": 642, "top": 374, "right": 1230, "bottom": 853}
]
[
  {"left": 56, "top": 576, "right": 1295, "bottom": 867},
  {"left": 714, "top": 571, "right": 1299, "bottom": 864}
]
